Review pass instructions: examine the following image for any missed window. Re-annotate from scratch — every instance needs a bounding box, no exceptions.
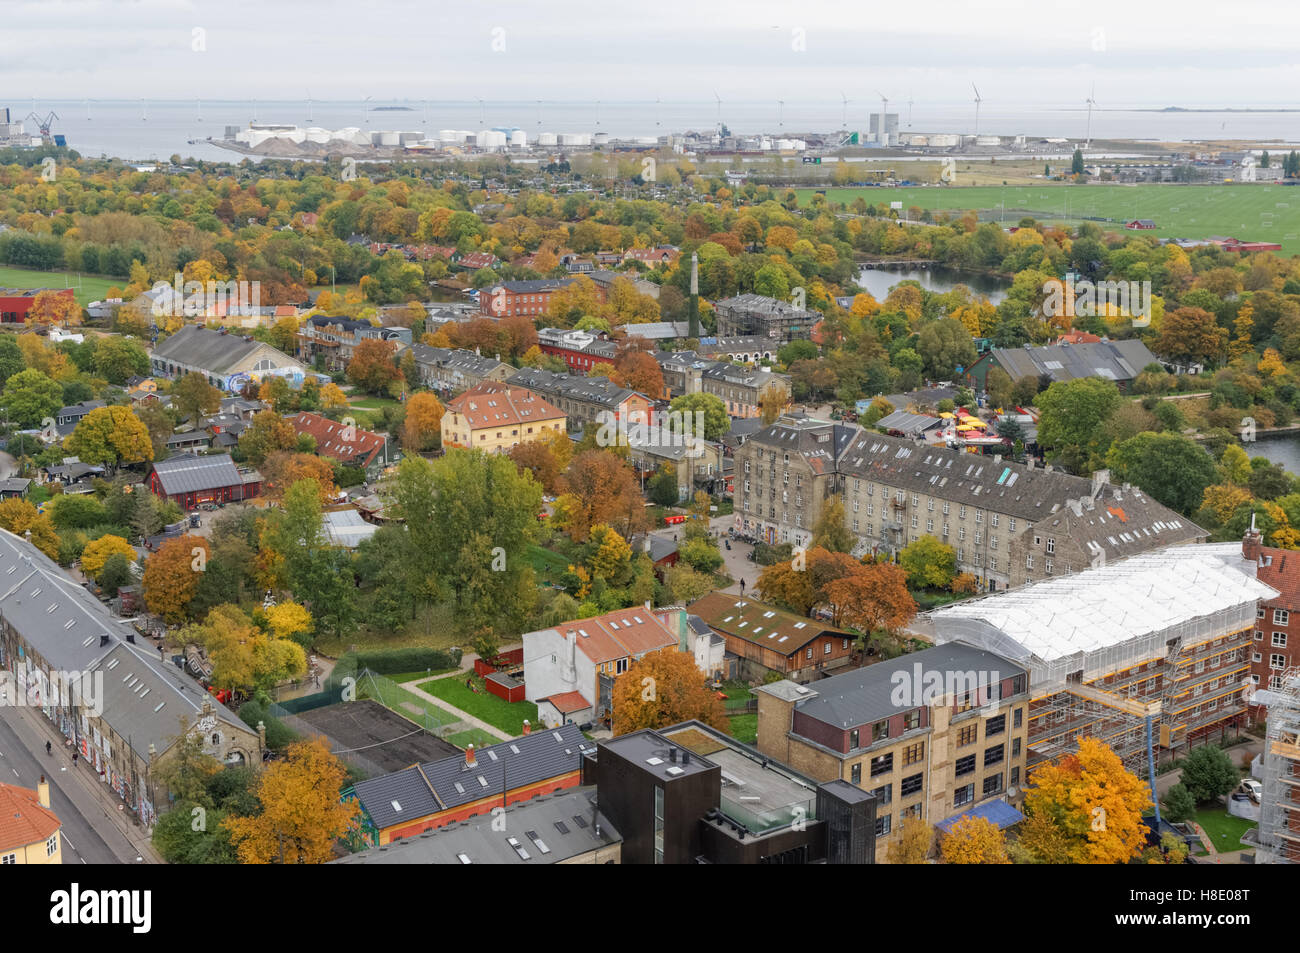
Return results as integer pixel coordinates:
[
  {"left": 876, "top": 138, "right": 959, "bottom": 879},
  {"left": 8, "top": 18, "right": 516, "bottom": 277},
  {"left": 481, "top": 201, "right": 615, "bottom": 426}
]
[
  {"left": 1272, "top": 653, "right": 1287, "bottom": 670},
  {"left": 989, "top": 558, "right": 997, "bottom": 573},
  {"left": 850, "top": 763, "right": 862, "bottom": 784},
  {"left": 1026, "top": 554, "right": 1034, "bottom": 569},
  {"left": 1012, "top": 738, "right": 1021, "bottom": 757},
  {"left": 875, "top": 813, "right": 892, "bottom": 837},
  {"left": 942, "top": 502, "right": 950, "bottom": 515},
  {"left": 1009, "top": 518, "right": 1017, "bottom": 532},
  {"left": 1274, "top": 609, "right": 1289, "bottom": 625},
  {"left": 1013, "top": 707, "right": 1023, "bottom": 729},
  {"left": 1273, "top": 632, "right": 1288, "bottom": 647},
  {"left": 616, "top": 658, "right": 629, "bottom": 674},
  {"left": 903, "top": 710, "right": 921, "bottom": 731},
  {"left": 900, "top": 773, "right": 923, "bottom": 797},
  {"left": 872, "top": 719, "right": 889, "bottom": 742},
  {"left": 870, "top": 753, "right": 893, "bottom": 777},
  {"left": 1258, "top": 606, "right": 1266, "bottom": 619},
  {"left": 1254, "top": 651, "right": 1263, "bottom": 663},
  {"left": 974, "top": 531, "right": 982, "bottom": 545},
  {"left": 954, "top": 783, "right": 974, "bottom": 807},
  {"left": 1256, "top": 630, "right": 1264, "bottom": 641},
  {"left": 849, "top": 728, "right": 859, "bottom": 749},
  {"left": 927, "top": 518, "right": 934, "bottom": 533},
  {"left": 46, "top": 833, "right": 58, "bottom": 857},
  {"left": 959, "top": 506, "right": 967, "bottom": 519},
  {"left": 975, "top": 509, "right": 983, "bottom": 523},
  {"left": 1010, "top": 766, "right": 1020, "bottom": 785},
  {"left": 653, "top": 785, "right": 665, "bottom": 864},
  {"left": 872, "top": 784, "right": 892, "bottom": 805},
  {"left": 900, "top": 803, "right": 923, "bottom": 820},
  {"left": 0, "top": 853, "right": 14, "bottom": 864},
  {"left": 902, "top": 742, "right": 924, "bottom": 766},
  {"left": 956, "top": 754, "right": 976, "bottom": 776},
  {"left": 990, "top": 535, "right": 997, "bottom": 550},
  {"left": 983, "top": 773, "right": 1004, "bottom": 797},
  {"left": 984, "top": 744, "right": 1005, "bottom": 767},
  {"left": 958, "top": 725, "right": 977, "bottom": 747},
  {"left": 806, "top": 647, "right": 813, "bottom": 660},
  {"left": 824, "top": 641, "right": 832, "bottom": 655},
  {"left": 985, "top": 714, "right": 1006, "bottom": 736},
  {"left": 958, "top": 527, "right": 966, "bottom": 542},
  {"left": 991, "top": 513, "right": 999, "bottom": 527}
]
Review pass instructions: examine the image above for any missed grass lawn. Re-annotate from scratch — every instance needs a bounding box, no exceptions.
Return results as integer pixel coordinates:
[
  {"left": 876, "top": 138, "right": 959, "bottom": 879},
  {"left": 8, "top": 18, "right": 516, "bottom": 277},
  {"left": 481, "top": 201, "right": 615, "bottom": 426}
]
[
  {"left": 313, "top": 604, "right": 465, "bottom": 656},
  {"left": 796, "top": 183, "right": 1300, "bottom": 254},
  {"left": 1194, "top": 806, "right": 1257, "bottom": 851},
  {"left": 0, "top": 265, "right": 120, "bottom": 306},
  {"left": 349, "top": 396, "right": 401, "bottom": 410},
  {"left": 418, "top": 677, "right": 538, "bottom": 736},
  {"left": 528, "top": 544, "right": 572, "bottom": 587},
  {"left": 728, "top": 713, "right": 757, "bottom": 745},
  {"left": 447, "top": 728, "right": 500, "bottom": 750}
]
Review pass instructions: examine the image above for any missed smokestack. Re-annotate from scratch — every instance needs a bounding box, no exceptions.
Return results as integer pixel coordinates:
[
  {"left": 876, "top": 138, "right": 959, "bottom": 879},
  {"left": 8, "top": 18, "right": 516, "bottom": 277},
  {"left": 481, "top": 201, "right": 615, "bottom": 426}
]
[
  {"left": 522, "top": 720, "right": 531, "bottom": 735},
  {"left": 38, "top": 775, "right": 50, "bottom": 809},
  {"left": 466, "top": 744, "right": 477, "bottom": 768}
]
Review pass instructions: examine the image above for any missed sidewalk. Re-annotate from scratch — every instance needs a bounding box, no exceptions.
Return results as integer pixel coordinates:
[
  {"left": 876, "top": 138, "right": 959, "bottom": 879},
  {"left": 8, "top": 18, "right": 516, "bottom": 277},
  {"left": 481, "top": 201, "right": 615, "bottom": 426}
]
[
  {"left": 13, "top": 705, "right": 162, "bottom": 863},
  {"left": 398, "top": 676, "right": 512, "bottom": 742}
]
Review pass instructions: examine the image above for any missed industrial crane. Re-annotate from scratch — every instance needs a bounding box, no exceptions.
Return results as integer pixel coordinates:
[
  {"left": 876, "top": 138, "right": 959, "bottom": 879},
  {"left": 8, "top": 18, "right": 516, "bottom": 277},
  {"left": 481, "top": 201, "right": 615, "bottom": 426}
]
[{"left": 24, "top": 111, "right": 59, "bottom": 143}]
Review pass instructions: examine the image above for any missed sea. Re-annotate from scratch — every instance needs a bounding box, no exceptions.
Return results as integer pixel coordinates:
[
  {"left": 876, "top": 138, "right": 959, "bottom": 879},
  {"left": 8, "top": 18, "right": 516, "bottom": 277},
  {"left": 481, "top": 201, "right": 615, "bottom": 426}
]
[{"left": 25, "top": 99, "right": 1300, "bottom": 164}]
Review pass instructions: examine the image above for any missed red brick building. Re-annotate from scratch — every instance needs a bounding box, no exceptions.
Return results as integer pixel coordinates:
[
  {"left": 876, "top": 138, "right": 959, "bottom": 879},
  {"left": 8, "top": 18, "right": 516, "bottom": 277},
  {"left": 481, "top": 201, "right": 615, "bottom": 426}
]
[
  {"left": 1245, "top": 528, "right": 1300, "bottom": 705},
  {"left": 0, "top": 288, "right": 75, "bottom": 324},
  {"left": 147, "top": 453, "right": 261, "bottom": 509},
  {"left": 479, "top": 278, "right": 604, "bottom": 318}
]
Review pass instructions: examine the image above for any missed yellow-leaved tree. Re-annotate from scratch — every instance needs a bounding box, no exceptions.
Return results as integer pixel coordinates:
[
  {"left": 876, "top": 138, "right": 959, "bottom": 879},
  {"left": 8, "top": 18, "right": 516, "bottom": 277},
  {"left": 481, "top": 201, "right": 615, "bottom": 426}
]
[
  {"left": 1016, "top": 737, "right": 1151, "bottom": 864},
  {"left": 886, "top": 815, "right": 935, "bottom": 864},
  {"left": 224, "top": 737, "right": 360, "bottom": 864},
  {"left": 939, "top": 815, "right": 1010, "bottom": 864},
  {"left": 611, "top": 648, "right": 727, "bottom": 736},
  {"left": 79, "top": 534, "right": 136, "bottom": 579}
]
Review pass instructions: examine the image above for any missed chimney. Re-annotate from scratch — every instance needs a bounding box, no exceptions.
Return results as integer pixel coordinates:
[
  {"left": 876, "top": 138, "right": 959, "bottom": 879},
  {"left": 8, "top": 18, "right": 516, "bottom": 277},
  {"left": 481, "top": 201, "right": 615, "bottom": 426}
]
[
  {"left": 99, "top": 634, "right": 110, "bottom": 647},
  {"left": 522, "top": 719, "right": 531, "bottom": 735},
  {"left": 466, "top": 744, "right": 477, "bottom": 768},
  {"left": 1244, "top": 511, "right": 1263, "bottom": 564},
  {"left": 38, "top": 775, "right": 50, "bottom": 808},
  {"left": 1091, "top": 469, "right": 1109, "bottom": 498},
  {"left": 257, "top": 720, "right": 267, "bottom": 751}
]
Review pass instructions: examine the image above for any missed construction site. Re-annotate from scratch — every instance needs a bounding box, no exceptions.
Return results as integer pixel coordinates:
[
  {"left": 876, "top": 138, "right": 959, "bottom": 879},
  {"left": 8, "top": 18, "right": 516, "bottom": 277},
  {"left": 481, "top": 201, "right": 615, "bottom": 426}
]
[
  {"left": 1256, "top": 667, "right": 1300, "bottom": 864},
  {"left": 925, "top": 542, "right": 1276, "bottom": 781}
]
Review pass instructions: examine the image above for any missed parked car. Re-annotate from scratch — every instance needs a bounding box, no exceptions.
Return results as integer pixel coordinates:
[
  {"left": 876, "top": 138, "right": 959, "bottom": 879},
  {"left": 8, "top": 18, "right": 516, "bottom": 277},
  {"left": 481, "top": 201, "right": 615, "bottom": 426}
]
[{"left": 1237, "top": 779, "right": 1263, "bottom": 803}]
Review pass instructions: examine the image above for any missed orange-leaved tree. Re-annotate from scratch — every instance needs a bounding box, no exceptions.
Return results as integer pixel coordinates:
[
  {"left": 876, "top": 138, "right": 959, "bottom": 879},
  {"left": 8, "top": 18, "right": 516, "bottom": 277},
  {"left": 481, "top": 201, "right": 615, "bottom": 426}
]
[
  {"left": 143, "top": 535, "right": 209, "bottom": 624},
  {"left": 26, "top": 290, "right": 81, "bottom": 327},
  {"left": 611, "top": 648, "right": 726, "bottom": 736},
  {"left": 0, "top": 498, "right": 60, "bottom": 560},
  {"left": 1017, "top": 737, "right": 1152, "bottom": 864},
  {"left": 402, "top": 391, "right": 444, "bottom": 451},
  {"left": 223, "top": 737, "right": 360, "bottom": 864},
  {"left": 939, "top": 815, "right": 1010, "bottom": 864}
]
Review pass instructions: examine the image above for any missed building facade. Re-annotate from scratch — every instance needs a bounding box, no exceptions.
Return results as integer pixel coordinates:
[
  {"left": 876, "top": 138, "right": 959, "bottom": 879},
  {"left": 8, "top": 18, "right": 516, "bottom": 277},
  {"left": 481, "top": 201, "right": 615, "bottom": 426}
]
[
  {"left": 441, "top": 381, "right": 566, "bottom": 453},
  {"left": 713, "top": 293, "right": 819, "bottom": 342}
]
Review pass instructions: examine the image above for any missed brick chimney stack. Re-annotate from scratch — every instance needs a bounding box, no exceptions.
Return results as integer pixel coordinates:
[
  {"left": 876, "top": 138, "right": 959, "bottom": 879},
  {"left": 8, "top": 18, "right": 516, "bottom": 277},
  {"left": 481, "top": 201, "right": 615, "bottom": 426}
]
[
  {"left": 465, "top": 744, "right": 477, "bottom": 768},
  {"left": 38, "top": 775, "right": 50, "bottom": 809},
  {"left": 1244, "top": 510, "right": 1263, "bottom": 564},
  {"left": 522, "top": 720, "right": 531, "bottom": 735}
]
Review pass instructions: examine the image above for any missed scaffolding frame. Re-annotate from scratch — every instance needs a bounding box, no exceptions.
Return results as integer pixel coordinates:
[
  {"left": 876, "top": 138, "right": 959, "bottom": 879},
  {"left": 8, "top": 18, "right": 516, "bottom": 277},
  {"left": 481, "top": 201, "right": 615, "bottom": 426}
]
[{"left": 1257, "top": 667, "right": 1300, "bottom": 865}]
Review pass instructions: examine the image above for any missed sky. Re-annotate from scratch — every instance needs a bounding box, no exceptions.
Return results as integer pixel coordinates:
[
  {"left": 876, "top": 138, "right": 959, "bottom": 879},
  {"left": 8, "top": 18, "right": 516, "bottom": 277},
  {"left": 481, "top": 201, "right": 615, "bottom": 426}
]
[{"left": 4, "top": 0, "right": 1300, "bottom": 107}]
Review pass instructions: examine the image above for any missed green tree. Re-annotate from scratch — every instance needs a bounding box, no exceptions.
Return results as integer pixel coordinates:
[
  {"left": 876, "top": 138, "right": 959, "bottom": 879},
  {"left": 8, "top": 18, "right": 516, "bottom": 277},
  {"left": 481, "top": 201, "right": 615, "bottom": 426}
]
[
  {"left": 667, "top": 392, "right": 730, "bottom": 441},
  {"left": 916, "top": 318, "right": 976, "bottom": 378},
  {"left": 171, "top": 372, "right": 222, "bottom": 422},
  {"left": 64, "top": 405, "right": 154, "bottom": 471},
  {"left": 1035, "top": 377, "right": 1123, "bottom": 472},
  {"left": 91, "top": 336, "right": 150, "bottom": 385},
  {"left": 811, "top": 496, "right": 855, "bottom": 553},
  {"left": 1, "top": 369, "right": 62, "bottom": 428},
  {"left": 1161, "top": 782, "right": 1198, "bottom": 824},
  {"left": 1071, "top": 148, "right": 1084, "bottom": 175},
  {"left": 1178, "top": 745, "right": 1239, "bottom": 805},
  {"left": 899, "top": 535, "right": 957, "bottom": 589},
  {"left": 1106, "top": 431, "right": 1219, "bottom": 515}
]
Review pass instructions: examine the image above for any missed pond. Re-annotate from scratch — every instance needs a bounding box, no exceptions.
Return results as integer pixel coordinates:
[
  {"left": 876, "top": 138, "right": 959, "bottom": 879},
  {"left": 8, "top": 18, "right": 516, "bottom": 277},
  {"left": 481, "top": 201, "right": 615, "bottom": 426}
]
[
  {"left": 856, "top": 263, "right": 1010, "bottom": 305},
  {"left": 1242, "top": 433, "right": 1300, "bottom": 477}
]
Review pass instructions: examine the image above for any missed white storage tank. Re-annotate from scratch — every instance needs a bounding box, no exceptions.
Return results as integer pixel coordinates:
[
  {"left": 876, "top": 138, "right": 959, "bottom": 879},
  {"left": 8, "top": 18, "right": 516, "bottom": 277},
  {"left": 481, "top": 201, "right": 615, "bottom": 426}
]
[
  {"left": 538, "top": 131, "right": 558, "bottom": 146},
  {"left": 378, "top": 130, "right": 400, "bottom": 146},
  {"left": 510, "top": 129, "right": 527, "bottom": 148}
]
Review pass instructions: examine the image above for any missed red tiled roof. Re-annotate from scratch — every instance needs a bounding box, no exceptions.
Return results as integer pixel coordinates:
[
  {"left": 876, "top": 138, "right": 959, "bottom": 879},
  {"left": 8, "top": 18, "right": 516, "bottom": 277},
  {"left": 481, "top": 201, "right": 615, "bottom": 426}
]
[
  {"left": 559, "top": 607, "right": 679, "bottom": 665},
  {"left": 545, "top": 690, "right": 591, "bottom": 713},
  {"left": 0, "top": 782, "right": 60, "bottom": 851},
  {"left": 446, "top": 382, "right": 565, "bottom": 431},
  {"left": 287, "top": 411, "right": 386, "bottom": 469},
  {"left": 1257, "top": 546, "right": 1300, "bottom": 608}
]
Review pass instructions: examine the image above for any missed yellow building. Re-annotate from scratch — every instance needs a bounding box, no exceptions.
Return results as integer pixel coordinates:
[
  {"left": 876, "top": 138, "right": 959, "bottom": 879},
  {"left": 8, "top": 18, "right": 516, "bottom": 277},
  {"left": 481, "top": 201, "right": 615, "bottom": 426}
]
[
  {"left": 441, "top": 381, "right": 566, "bottom": 454},
  {"left": 0, "top": 777, "right": 62, "bottom": 865}
]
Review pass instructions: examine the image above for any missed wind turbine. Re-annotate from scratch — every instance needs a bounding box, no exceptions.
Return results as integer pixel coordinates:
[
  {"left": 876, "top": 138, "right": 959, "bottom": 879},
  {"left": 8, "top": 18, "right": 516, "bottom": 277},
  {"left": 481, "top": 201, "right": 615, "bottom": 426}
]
[
  {"left": 421, "top": 99, "right": 428, "bottom": 124},
  {"left": 536, "top": 99, "right": 543, "bottom": 128},
  {"left": 477, "top": 98, "right": 484, "bottom": 126},
  {"left": 713, "top": 90, "right": 722, "bottom": 134},
  {"left": 307, "top": 91, "right": 313, "bottom": 124},
  {"left": 840, "top": 91, "right": 849, "bottom": 129},
  {"left": 196, "top": 98, "right": 202, "bottom": 121},
  {"left": 363, "top": 95, "right": 372, "bottom": 125},
  {"left": 141, "top": 99, "right": 148, "bottom": 122},
  {"left": 1085, "top": 84, "right": 1097, "bottom": 149},
  {"left": 85, "top": 98, "right": 91, "bottom": 122},
  {"left": 778, "top": 99, "right": 784, "bottom": 128},
  {"left": 656, "top": 95, "right": 661, "bottom": 127},
  {"left": 907, "top": 91, "right": 914, "bottom": 127},
  {"left": 595, "top": 99, "right": 601, "bottom": 128},
  {"left": 972, "top": 84, "right": 982, "bottom": 137}
]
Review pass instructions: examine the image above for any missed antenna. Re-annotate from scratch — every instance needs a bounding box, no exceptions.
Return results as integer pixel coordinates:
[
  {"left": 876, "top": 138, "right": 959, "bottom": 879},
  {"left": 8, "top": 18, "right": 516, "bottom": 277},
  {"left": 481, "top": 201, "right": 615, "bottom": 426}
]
[
  {"left": 1085, "top": 84, "right": 1097, "bottom": 149},
  {"left": 972, "top": 83, "right": 982, "bottom": 138}
]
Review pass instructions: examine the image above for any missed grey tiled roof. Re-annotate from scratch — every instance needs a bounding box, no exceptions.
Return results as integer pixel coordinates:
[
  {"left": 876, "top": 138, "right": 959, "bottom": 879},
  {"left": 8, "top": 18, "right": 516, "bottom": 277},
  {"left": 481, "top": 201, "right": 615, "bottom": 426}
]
[
  {"left": 349, "top": 724, "right": 592, "bottom": 831},
  {"left": 507, "top": 368, "right": 640, "bottom": 408},
  {"left": 151, "top": 453, "right": 243, "bottom": 495},
  {"left": 985, "top": 340, "right": 1158, "bottom": 385},
  {"left": 151, "top": 325, "right": 299, "bottom": 376}
]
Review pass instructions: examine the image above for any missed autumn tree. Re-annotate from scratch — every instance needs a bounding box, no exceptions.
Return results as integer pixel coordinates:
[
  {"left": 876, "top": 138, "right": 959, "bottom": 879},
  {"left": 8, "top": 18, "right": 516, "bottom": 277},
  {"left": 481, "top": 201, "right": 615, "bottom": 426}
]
[
  {"left": 2, "top": 369, "right": 63, "bottom": 428},
  {"left": 811, "top": 496, "right": 854, "bottom": 553},
  {"left": 26, "top": 290, "right": 81, "bottom": 327},
  {"left": 939, "top": 815, "right": 1010, "bottom": 864},
  {"left": 1016, "top": 738, "right": 1151, "bottom": 864},
  {"left": 346, "top": 338, "right": 402, "bottom": 394},
  {"left": 611, "top": 648, "right": 727, "bottom": 735},
  {"left": 260, "top": 451, "right": 337, "bottom": 502},
  {"left": 823, "top": 562, "right": 917, "bottom": 634},
  {"left": 143, "top": 535, "right": 209, "bottom": 624},
  {"left": 508, "top": 435, "right": 566, "bottom": 494},
  {"left": 0, "top": 498, "right": 59, "bottom": 560},
  {"left": 181, "top": 604, "right": 306, "bottom": 693},
  {"left": 64, "top": 405, "right": 154, "bottom": 471},
  {"left": 1154, "top": 306, "right": 1229, "bottom": 366},
  {"left": 899, "top": 535, "right": 958, "bottom": 589},
  {"left": 238, "top": 410, "right": 298, "bottom": 466},
  {"left": 613, "top": 349, "right": 664, "bottom": 399},
  {"left": 886, "top": 816, "right": 935, "bottom": 864},
  {"left": 171, "top": 372, "right": 223, "bottom": 422},
  {"left": 556, "top": 449, "right": 647, "bottom": 542},
  {"left": 319, "top": 382, "right": 349, "bottom": 410},
  {"left": 223, "top": 737, "right": 360, "bottom": 864},
  {"left": 401, "top": 391, "right": 444, "bottom": 451},
  {"left": 79, "top": 534, "right": 136, "bottom": 579}
]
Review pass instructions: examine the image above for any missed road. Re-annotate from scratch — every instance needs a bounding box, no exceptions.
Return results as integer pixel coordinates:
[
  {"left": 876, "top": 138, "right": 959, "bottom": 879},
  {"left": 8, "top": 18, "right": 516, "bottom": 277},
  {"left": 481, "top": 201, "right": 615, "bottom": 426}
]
[
  {"left": 649, "top": 514, "right": 755, "bottom": 597},
  {"left": 0, "top": 707, "right": 151, "bottom": 864}
]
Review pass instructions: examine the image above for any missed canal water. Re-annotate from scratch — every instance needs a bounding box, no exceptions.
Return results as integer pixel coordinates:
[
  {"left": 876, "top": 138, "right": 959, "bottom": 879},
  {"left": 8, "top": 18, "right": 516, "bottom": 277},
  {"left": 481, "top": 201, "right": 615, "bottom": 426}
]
[
  {"left": 1245, "top": 434, "right": 1300, "bottom": 476},
  {"left": 856, "top": 264, "right": 1010, "bottom": 305}
]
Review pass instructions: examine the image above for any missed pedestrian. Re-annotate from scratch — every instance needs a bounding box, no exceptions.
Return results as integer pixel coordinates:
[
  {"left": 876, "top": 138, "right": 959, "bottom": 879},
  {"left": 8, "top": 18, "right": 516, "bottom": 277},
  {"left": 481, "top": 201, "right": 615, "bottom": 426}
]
[
  {"left": 45, "top": 740, "right": 51, "bottom": 755},
  {"left": 740, "top": 578, "right": 746, "bottom": 593},
  {"left": 72, "top": 751, "right": 78, "bottom": 765}
]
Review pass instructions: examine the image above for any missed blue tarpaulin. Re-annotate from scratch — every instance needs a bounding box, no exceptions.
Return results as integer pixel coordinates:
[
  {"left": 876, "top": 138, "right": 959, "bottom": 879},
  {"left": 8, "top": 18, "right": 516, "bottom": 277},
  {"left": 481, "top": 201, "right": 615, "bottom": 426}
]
[{"left": 935, "top": 798, "right": 1025, "bottom": 833}]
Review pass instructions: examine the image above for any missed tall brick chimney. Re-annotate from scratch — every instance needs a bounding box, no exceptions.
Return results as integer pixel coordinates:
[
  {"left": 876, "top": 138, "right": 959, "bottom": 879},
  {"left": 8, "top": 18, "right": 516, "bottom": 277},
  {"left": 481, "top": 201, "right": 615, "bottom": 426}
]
[
  {"left": 465, "top": 744, "right": 477, "bottom": 768},
  {"left": 1244, "top": 510, "right": 1263, "bottom": 565},
  {"left": 522, "top": 720, "right": 531, "bottom": 735}
]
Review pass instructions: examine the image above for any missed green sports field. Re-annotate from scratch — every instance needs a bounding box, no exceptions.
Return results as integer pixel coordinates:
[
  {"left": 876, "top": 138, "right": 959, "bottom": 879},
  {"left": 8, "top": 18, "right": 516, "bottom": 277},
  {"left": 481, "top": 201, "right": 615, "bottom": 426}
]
[
  {"left": 798, "top": 183, "right": 1300, "bottom": 254},
  {"left": 0, "top": 265, "right": 119, "bottom": 305}
]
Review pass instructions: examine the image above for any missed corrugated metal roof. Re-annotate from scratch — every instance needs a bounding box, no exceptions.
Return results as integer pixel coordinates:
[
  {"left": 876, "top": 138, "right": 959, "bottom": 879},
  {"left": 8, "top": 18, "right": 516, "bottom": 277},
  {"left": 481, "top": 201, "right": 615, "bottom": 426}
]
[{"left": 151, "top": 453, "right": 244, "bottom": 495}]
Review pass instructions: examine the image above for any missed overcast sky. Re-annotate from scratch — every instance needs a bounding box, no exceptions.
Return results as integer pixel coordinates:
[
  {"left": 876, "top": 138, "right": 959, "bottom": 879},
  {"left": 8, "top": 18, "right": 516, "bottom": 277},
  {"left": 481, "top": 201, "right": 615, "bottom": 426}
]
[{"left": 5, "top": 0, "right": 1299, "bottom": 106}]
